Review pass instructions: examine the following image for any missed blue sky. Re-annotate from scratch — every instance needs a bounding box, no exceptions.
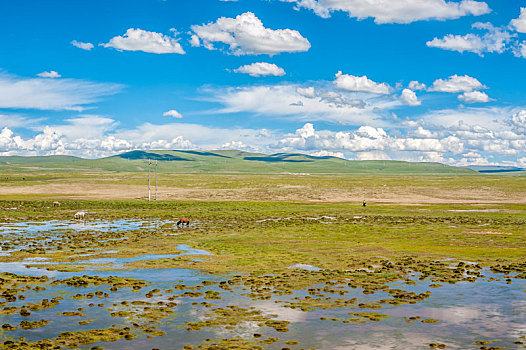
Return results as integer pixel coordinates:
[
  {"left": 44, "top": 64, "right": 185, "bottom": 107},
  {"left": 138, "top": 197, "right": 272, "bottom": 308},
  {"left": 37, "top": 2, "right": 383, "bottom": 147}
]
[{"left": 1, "top": 0, "right": 526, "bottom": 166}]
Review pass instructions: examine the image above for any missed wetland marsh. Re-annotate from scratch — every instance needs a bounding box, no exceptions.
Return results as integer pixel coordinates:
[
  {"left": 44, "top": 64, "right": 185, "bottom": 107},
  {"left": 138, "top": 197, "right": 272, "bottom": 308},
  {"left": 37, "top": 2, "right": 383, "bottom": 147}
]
[{"left": 0, "top": 173, "right": 524, "bottom": 349}]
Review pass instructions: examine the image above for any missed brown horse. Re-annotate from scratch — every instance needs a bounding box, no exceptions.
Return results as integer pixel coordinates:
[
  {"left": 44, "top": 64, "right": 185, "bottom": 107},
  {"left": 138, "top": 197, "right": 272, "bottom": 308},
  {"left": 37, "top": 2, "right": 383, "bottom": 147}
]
[{"left": 177, "top": 218, "right": 190, "bottom": 227}]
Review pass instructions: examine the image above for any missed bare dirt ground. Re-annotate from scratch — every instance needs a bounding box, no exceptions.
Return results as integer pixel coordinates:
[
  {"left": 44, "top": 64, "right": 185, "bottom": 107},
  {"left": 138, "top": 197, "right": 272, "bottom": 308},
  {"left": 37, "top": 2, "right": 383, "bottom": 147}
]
[{"left": 1, "top": 181, "right": 525, "bottom": 204}]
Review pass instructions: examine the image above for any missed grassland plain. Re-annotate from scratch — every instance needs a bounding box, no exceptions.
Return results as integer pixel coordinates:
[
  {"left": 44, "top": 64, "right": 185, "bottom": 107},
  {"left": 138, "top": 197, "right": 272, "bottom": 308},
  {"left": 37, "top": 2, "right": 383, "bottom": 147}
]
[{"left": 0, "top": 171, "right": 525, "bottom": 349}]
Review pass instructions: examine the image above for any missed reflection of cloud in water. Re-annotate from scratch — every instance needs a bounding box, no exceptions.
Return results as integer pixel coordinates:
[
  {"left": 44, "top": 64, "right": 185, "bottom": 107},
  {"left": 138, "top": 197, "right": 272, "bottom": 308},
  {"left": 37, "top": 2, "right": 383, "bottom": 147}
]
[
  {"left": 325, "top": 331, "right": 436, "bottom": 350},
  {"left": 388, "top": 304, "right": 501, "bottom": 324},
  {"left": 206, "top": 300, "right": 308, "bottom": 340},
  {"left": 210, "top": 320, "right": 262, "bottom": 339},
  {"left": 0, "top": 262, "right": 64, "bottom": 277},
  {"left": 253, "top": 300, "right": 307, "bottom": 323},
  {"left": 410, "top": 306, "right": 487, "bottom": 324}
]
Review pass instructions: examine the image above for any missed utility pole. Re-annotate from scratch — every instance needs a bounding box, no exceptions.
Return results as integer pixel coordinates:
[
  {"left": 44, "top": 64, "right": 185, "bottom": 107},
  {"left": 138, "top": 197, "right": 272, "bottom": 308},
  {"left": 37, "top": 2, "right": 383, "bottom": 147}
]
[
  {"left": 155, "top": 160, "right": 158, "bottom": 200},
  {"left": 148, "top": 159, "right": 151, "bottom": 201}
]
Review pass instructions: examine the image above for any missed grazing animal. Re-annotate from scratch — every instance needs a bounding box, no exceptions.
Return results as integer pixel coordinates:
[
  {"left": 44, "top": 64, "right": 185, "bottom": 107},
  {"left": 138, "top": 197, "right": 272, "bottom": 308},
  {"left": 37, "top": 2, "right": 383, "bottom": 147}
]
[
  {"left": 52, "top": 201, "right": 61, "bottom": 207},
  {"left": 74, "top": 211, "right": 87, "bottom": 220},
  {"left": 177, "top": 218, "right": 190, "bottom": 227}
]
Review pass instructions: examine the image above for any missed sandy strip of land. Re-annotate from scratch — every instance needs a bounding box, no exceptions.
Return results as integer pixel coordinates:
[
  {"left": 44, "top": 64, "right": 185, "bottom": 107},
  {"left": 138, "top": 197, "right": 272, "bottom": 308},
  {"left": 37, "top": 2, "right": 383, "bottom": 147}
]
[{"left": 1, "top": 182, "right": 525, "bottom": 204}]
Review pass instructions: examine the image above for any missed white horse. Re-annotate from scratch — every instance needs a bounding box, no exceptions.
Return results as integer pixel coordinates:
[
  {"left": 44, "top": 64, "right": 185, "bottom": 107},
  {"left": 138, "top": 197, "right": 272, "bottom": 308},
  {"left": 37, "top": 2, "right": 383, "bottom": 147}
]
[
  {"left": 74, "top": 211, "right": 87, "bottom": 220},
  {"left": 52, "top": 201, "right": 61, "bottom": 207}
]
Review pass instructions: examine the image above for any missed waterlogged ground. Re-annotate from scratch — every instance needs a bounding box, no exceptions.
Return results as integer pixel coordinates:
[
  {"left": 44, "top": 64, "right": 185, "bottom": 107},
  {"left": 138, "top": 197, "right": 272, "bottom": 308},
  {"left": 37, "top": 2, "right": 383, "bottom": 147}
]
[{"left": 0, "top": 200, "right": 524, "bottom": 350}]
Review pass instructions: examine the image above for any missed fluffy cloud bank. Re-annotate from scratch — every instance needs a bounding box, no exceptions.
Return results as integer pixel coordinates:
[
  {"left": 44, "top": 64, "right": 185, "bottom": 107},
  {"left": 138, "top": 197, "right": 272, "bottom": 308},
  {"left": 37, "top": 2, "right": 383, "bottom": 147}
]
[
  {"left": 190, "top": 12, "right": 311, "bottom": 55},
  {"left": 2, "top": 107, "right": 525, "bottom": 166},
  {"left": 234, "top": 62, "right": 286, "bottom": 77},
  {"left": 277, "top": 118, "right": 526, "bottom": 165},
  {"left": 103, "top": 28, "right": 185, "bottom": 54},
  {"left": 281, "top": 0, "right": 490, "bottom": 24}
]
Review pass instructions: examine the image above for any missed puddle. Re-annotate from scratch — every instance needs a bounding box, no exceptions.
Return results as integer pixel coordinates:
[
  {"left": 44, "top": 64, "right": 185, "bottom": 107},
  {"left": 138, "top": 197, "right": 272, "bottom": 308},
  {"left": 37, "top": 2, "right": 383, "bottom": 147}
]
[
  {"left": 1, "top": 246, "right": 213, "bottom": 272},
  {"left": 448, "top": 209, "right": 503, "bottom": 213},
  {"left": 306, "top": 216, "right": 336, "bottom": 221},
  {"left": 256, "top": 217, "right": 292, "bottom": 223},
  {"left": 287, "top": 263, "right": 323, "bottom": 271}
]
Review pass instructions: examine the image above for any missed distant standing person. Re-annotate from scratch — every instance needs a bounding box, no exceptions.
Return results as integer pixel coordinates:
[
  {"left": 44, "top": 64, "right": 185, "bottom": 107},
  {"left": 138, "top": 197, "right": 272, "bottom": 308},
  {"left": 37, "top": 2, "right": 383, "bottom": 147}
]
[{"left": 363, "top": 200, "right": 366, "bottom": 207}]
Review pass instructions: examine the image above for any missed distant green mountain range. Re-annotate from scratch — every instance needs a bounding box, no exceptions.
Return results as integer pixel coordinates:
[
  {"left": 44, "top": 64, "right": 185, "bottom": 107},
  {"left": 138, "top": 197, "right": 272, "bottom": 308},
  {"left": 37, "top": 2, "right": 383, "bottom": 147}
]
[
  {"left": 465, "top": 165, "right": 525, "bottom": 173},
  {"left": 0, "top": 150, "right": 478, "bottom": 174}
]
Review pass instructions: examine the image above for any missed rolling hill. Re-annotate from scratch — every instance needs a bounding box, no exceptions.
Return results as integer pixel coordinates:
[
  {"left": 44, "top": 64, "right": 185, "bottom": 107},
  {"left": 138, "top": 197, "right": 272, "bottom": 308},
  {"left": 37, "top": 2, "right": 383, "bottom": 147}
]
[{"left": 0, "top": 150, "right": 478, "bottom": 175}]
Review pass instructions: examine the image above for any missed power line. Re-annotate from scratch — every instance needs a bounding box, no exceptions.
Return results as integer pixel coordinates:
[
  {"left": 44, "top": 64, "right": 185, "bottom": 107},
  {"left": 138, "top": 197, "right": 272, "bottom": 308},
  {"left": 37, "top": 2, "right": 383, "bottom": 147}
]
[{"left": 148, "top": 159, "right": 151, "bottom": 201}]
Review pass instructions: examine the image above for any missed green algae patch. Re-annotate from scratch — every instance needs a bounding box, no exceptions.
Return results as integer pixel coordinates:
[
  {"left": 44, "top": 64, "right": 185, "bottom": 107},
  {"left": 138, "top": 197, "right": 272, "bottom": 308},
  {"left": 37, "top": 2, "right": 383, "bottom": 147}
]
[
  {"left": 78, "top": 319, "right": 93, "bottom": 325},
  {"left": 263, "top": 320, "right": 290, "bottom": 332},
  {"left": 278, "top": 295, "right": 357, "bottom": 311},
  {"left": 0, "top": 273, "right": 49, "bottom": 303},
  {"left": 1, "top": 326, "right": 134, "bottom": 349},
  {"left": 422, "top": 318, "right": 440, "bottom": 323},
  {"left": 185, "top": 305, "right": 276, "bottom": 332},
  {"left": 19, "top": 319, "right": 49, "bottom": 329},
  {"left": 51, "top": 275, "right": 148, "bottom": 289},
  {"left": 183, "top": 337, "right": 264, "bottom": 350},
  {"left": 1, "top": 324, "right": 17, "bottom": 331},
  {"left": 58, "top": 311, "right": 86, "bottom": 317},
  {"left": 55, "top": 326, "right": 134, "bottom": 348},
  {"left": 348, "top": 312, "right": 389, "bottom": 322},
  {"left": 107, "top": 299, "right": 179, "bottom": 323},
  {"left": 23, "top": 298, "right": 61, "bottom": 312}
]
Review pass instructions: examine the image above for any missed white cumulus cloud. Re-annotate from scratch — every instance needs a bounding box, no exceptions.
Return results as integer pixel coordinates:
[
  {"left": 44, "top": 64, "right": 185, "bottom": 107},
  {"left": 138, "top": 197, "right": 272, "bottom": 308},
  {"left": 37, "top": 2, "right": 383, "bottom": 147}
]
[
  {"left": 102, "top": 28, "right": 185, "bottom": 54},
  {"left": 513, "top": 41, "right": 526, "bottom": 59},
  {"left": 296, "top": 86, "right": 316, "bottom": 98},
  {"left": 163, "top": 110, "right": 183, "bottom": 118},
  {"left": 429, "top": 74, "right": 486, "bottom": 93},
  {"left": 37, "top": 71, "right": 61, "bottom": 78},
  {"left": 400, "top": 89, "right": 421, "bottom": 106},
  {"left": 510, "top": 7, "right": 526, "bottom": 33},
  {"left": 508, "top": 110, "right": 526, "bottom": 133},
  {"left": 280, "top": 0, "right": 491, "bottom": 24},
  {"left": 220, "top": 140, "right": 260, "bottom": 152},
  {"left": 334, "top": 71, "right": 390, "bottom": 94},
  {"left": 408, "top": 81, "right": 426, "bottom": 90},
  {"left": 310, "top": 150, "right": 345, "bottom": 158},
  {"left": 426, "top": 22, "right": 514, "bottom": 56},
  {"left": 71, "top": 40, "right": 94, "bottom": 51},
  {"left": 458, "top": 91, "right": 490, "bottom": 103},
  {"left": 190, "top": 12, "right": 311, "bottom": 56},
  {"left": 234, "top": 62, "right": 286, "bottom": 77}
]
